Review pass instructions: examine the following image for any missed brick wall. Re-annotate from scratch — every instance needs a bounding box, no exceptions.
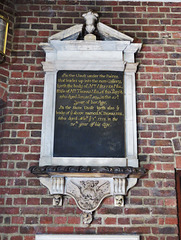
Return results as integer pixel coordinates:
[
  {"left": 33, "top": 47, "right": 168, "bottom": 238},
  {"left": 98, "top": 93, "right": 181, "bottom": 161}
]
[
  {"left": 0, "top": 0, "right": 15, "bottom": 105},
  {"left": 0, "top": 0, "right": 15, "bottom": 161},
  {"left": 0, "top": 0, "right": 180, "bottom": 239}
]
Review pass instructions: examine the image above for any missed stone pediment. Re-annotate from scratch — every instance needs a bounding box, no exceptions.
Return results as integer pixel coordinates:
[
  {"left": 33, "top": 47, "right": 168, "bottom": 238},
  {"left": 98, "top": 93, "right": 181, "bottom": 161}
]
[{"left": 49, "top": 22, "right": 133, "bottom": 42}]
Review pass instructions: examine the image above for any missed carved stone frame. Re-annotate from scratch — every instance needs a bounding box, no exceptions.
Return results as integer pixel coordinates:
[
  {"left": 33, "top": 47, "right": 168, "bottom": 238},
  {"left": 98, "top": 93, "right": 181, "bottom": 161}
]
[{"left": 39, "top": 40, "right": 141, "bottom": 168}]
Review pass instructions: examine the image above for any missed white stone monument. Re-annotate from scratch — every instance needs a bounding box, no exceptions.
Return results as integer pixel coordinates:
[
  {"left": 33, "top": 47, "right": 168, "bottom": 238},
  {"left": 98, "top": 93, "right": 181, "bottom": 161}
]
[{"left": 30, "top": 10, "right": 145, "bottom": 225}]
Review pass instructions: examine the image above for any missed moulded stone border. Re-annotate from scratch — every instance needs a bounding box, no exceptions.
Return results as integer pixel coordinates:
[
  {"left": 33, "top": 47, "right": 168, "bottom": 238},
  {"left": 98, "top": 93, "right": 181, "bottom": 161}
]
[
  {"left": 39, "top": 39, "right": 141, "bottom": 168},
  {"left": 36, "top": 235, "right": 140, "bottom": 240}
]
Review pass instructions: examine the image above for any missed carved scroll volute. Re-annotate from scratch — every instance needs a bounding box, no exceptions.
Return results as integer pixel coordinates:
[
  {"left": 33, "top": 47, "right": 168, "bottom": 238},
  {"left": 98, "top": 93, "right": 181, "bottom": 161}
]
[
  {"left": 40, "top": 176, "right": 64, "bottom": 206},
  {"left": 113, "top": 178, "right": 127, "bottom": 207}
]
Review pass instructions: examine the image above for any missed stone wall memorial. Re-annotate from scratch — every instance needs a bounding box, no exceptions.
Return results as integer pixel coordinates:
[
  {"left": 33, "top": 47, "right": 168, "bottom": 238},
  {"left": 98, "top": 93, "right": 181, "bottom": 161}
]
[{"left": 0, "top": 1, "right": 180, "bottom": 239}]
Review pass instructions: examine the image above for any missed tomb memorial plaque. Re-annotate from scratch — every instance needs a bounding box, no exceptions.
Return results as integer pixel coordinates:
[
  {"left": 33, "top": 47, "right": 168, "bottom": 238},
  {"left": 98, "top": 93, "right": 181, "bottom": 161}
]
[
  {"left": 31, "top": 15, "right": 145, "bottom": 221},
  {"left": 53, "top": 70, "right": 125, "bottom": 158}
]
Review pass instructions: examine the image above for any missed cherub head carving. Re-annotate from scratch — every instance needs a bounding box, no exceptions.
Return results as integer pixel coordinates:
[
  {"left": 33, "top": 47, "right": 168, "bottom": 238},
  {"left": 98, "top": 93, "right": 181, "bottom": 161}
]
[{"left": 82, "top": 10, "right": 99, "bottom": 34}]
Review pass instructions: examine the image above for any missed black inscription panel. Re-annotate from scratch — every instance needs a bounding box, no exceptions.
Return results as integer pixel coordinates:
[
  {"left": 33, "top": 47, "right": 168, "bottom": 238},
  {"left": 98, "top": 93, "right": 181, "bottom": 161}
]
[{"left": 53, "top": 70, "right": 125, "bottom": 158}]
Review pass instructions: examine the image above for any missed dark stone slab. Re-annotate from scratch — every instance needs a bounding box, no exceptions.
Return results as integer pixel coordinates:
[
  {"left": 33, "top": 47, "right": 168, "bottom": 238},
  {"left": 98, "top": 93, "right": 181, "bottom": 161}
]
[{"left": 53, "top": 70, "right": 125, "bottom": 158}]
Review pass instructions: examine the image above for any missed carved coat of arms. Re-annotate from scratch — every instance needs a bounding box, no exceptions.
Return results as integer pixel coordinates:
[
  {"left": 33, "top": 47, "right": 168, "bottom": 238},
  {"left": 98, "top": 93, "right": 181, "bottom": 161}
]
[{"left": 66, "top": 179, "right": 111, "bottom": 211}]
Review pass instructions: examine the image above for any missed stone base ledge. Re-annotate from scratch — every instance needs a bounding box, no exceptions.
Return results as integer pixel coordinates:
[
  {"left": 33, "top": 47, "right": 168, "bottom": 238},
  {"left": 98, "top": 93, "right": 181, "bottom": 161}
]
[{"left": 36, "top": 235, "right": 140, "bottom": 240}]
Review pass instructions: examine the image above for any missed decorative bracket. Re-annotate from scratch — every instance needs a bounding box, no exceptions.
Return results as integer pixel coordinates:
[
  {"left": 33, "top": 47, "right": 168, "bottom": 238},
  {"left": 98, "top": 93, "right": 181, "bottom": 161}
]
[{"left": 30, "top": 166, "right": 146, "bottom": 224}]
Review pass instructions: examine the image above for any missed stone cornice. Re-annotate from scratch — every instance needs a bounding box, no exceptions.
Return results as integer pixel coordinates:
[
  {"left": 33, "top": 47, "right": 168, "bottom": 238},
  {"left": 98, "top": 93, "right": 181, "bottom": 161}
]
[{"left": 29, "top": 165, "right": 146, "bottom": 178}]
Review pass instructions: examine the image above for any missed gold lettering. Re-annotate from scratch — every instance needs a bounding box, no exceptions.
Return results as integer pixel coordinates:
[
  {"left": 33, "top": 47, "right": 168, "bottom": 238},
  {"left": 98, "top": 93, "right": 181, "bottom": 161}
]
[{"left": 55, "top": 72, "right": 124, "bottom": 128}]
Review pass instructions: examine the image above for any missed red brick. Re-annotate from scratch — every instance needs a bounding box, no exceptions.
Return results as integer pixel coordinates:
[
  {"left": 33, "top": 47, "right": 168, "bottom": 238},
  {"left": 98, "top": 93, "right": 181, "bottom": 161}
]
[
  {"left": 20, "top": 226, "right": 35, "bottom": 234},
  {"left": 154, "top": 88, "right": 165, "bottom": 94},
  {"left": 105, "top": 217, "right": 117, "bottom": 225},
  {"left": 47, "top": 226, "right": 74, "bottom": 233},
  {"left": 142, "top": 147, "right": 154, "bottom": 154},
  {"left": 26, "top": 217, "right": 38, "bottom": 224},
  {"left": 160, "top": 7, "right": 170, "bottom": 12},
  {"left": 125, "top": 207, "right": 150, "bottom": 214},
  {"left": 17, "top": 131, "right": 30, "bottom": 138},
  {"left": 0, "top": 226, "right": 19, "bottom": 233},
  {"left": 97, "top": 227, "right": 123, "bottom": 234},
  {"left": 30, "top": 146, "right": 40, "bottom": 153},
  {"left": 40, "top": 216, "right": 53, "bottom": 224},
  {"left": 9, "top": 86, "right": 20, "bottom": 92},
  {"left": 149, "top": 140, "right": 171, "bottom": 146},
  {"left": 14, "top": 198, "right": 26, "bottom": 205},
  {"left": 148, "top": 7, "right": 158, "bottom": 12},
  {"left": 20, "top": 116, "right": 32, "bottom": 122},
  {"left": 140, "top": 132, "right": 152, "bottom": 138},
  {"left": 162, "top": 147, "right": 174, "bottom": 154},
  {"left": 143, "top": 26, "right": 165, "bottom": 31},
  {"left": 0, "top": 198, "right": 4, "bottom": 205},
  {"left": 144, "top": 102, "right": 155, "bottom": 108},
  {"left": 143, "top": 180, "right": 156, "bottom": 188},
  {"left": 165, "top": 217, "right": 178, "bottom": 225},
  {"left": 21, "top": 207, "right": 47, "bottom": 215},
  {"left": 12, "top": 216, "right": 24, "bottom": 224},
  {"left": 11, "top": 72, "right": 22, "bottom": 78},
  {"left": 27, "top": 198, "right": 40, "bottom": 205},
  {"left": 155, "top": 117, "right": 166, "bottom": 123},
  {"left": 24, "top": 237, "right": 35, "bottom": 240},
  {"left": 117, "top": 217, "right": 130, "bottom": 225},
  {"left": 152, "top": 226, "right": 177, "bottom": 235},
  {"left": 151, "top": 172, "right": 174, "bottom": 180},
  {"left": 22, "top": 188, "right": 47, "bottom": 195},
  {"left": 24, "top": 154, "right": 40, "bottom": 160},
  {"left": 67, "top": 216, "right": 80, "bottom": 224},
  {"left": 11, "top": 236, "right": 23, "bottom": 240},
  {"left": 145, "top": 53, "right": 168, "bottom": 58},
  {"left": 165, "top": 199, "right": 177, "bottom": 206},
  {"left": 0, "top": 170, "right": 22, "bottom": 177},
  {"left": 125, "top": 227, "right": 151, "bottom": 234},
  {"left": 41, "top": 198, "right": 52, "bottom": 205},
  {"left": 102, "top": 196, "right": 114, "bottom": 205},
  {"left": 146, "top": 66, "right": 168, "bottom": 72},
  {"left": 0, "top": 207, "right": 19, "bottom": 215},
  {"left": 169, "top": 102, "right": 180, "bottom": 108}
]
